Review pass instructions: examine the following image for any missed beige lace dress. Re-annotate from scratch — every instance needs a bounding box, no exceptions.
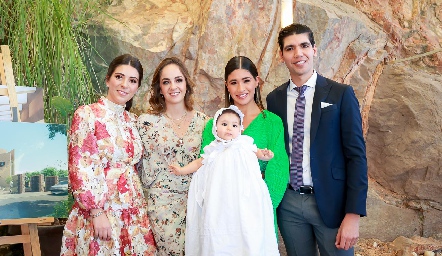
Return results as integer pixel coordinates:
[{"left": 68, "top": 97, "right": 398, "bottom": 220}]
[{"left": 137, "top": 111, "right": 208, "bottom": 256}]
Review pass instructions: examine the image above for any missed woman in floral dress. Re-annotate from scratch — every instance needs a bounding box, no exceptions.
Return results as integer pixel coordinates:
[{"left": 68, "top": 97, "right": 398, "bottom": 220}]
[
  {"left": 60, "top": 54, "right": 156, "bottom": 256},
  {"left": 137, "top": 57, "right": 208, "bottom": 255}
]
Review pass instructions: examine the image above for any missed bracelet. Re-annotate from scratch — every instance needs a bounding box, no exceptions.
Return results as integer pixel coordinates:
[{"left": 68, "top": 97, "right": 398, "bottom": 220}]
[{"left": 91, "top": 210, "right": 104, "bottom": 218}]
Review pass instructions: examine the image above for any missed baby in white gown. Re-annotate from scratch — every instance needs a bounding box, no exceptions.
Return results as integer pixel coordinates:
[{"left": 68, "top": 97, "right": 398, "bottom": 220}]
[{"left": 170, "top": 105, "right": 280, "bottom": 256}]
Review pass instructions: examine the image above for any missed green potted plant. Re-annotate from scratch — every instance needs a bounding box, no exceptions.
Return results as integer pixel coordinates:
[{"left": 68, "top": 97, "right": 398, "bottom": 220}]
[{"left": 1, "top": 1, "right": 103, "bottom": 254}]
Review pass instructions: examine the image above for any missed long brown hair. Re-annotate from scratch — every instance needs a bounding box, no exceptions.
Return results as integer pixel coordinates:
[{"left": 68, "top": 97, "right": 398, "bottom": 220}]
[
  {"left": 148, "top": 57, "right": 194, "bottom": 114},
  {"left": 224, "top": 56, "right": 265, "bottom": 112}
]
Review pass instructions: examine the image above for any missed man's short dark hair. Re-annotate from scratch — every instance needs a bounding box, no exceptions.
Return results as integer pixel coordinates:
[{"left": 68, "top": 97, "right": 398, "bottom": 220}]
[{"left": 278, "top": 23, "right": 316, "bottom": 51}]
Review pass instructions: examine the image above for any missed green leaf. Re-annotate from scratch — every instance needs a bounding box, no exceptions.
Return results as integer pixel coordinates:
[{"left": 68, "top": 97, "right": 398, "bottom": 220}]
[{"left": 51, "top": 96, "right": 74, "bottom": 118}]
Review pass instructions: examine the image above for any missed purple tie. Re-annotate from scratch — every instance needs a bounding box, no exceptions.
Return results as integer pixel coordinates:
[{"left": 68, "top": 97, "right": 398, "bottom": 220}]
[{"left": 290, "top": 85, "right": 307, "bottom": 190}]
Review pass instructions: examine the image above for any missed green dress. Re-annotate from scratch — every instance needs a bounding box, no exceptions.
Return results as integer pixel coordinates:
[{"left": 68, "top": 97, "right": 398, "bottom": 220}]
[{"left": 200, "top": 109, "right": 289, "bottom": 236}]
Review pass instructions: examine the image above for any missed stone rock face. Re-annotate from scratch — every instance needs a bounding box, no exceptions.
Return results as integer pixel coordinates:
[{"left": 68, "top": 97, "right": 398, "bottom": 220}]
[
  {"left": 353, "top": 236, "right": 442, "bottom": 256},
  {"left": 366, "top": 63, "right": 442, "bottom": 238},
  {"left": 85, "top": 0, "right": 442, "bottom": 241},
  {"left": 352, "top": 0, "right": 442, "bottom": 68},
  {"left": 360, "top": 180, "right": 421, "bottom": 241},
  {"left": 390, "top": 236, "right": 442, "bottom": 255},
  {"left": 367, "top": 63, "right": 442, "bottom": 203}
]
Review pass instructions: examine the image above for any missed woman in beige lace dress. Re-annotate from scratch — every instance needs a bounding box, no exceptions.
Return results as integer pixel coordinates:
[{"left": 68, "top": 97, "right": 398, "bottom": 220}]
[{"left": 137, "top": 57, "right": 208, "bottom": 255}]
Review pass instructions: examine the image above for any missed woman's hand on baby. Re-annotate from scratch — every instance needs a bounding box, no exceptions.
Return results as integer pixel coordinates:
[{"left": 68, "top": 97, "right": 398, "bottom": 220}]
[{"left": 169, "top": 164, "right": 183, "bottom": 175}]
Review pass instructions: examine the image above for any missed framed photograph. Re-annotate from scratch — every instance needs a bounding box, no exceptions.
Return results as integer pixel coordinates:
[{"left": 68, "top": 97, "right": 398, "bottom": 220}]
[{"left": 0, "top": 121, "right": 68, "bottom": 219}]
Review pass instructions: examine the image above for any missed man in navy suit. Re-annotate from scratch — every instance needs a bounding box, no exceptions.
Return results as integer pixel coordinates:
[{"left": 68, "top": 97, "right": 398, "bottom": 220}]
[{"left": 266, "top": 23, "right": 368, "bottom": 256}]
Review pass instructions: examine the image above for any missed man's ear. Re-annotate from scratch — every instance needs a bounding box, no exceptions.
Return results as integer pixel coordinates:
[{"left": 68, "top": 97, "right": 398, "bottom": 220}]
[
  {"left": 278, "top": 50, "right": 284, "bottom": 62},
  {"left": 313, "top": 45, "right": 318, "bottom": 57}
]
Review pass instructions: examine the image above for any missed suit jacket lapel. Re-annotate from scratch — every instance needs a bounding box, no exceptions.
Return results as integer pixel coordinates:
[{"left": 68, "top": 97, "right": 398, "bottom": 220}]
[
  {"left": 276, "top": 81, "right": 290, "bottom": 154},
  {"left": 311, "top": 75, "right": 331, "bottom": 144},
  {"left": 279, "top": 81, "right": 289, "bottom": 127}
]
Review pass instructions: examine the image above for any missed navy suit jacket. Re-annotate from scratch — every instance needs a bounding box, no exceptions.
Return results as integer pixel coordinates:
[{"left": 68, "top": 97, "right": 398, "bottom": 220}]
[{"left": 266, "top": 74, "right": 368, "bottom": 228}]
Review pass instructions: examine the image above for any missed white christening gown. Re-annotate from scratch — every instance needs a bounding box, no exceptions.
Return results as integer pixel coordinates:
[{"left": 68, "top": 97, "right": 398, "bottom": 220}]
[{"left": 185, "top": 135, "right": 279, "bottom": 256}]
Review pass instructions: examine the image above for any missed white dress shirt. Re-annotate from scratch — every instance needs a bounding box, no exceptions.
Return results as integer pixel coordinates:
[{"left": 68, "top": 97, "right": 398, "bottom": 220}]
[{"left": 287, "top": 71, "right": 317, "bottom": 186}]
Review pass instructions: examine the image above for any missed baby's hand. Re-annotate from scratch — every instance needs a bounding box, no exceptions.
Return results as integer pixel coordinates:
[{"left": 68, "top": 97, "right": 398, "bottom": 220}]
[
  {"left": 262, "top": 148, "right": 274, "bottom": 160},
  {"left": 169, "top": 165, "right": 183, "bottom": 175},
  {"left": 257, "top": 148, "right": 274, "bottom": 161}
]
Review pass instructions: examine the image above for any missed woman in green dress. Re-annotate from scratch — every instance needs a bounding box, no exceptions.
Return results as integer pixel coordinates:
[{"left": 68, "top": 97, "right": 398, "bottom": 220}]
[{"left": 200, "top": 56, "right": 289, "bottom": 237}]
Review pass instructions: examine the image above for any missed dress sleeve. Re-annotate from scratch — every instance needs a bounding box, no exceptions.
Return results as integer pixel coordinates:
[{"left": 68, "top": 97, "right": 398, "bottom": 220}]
[
  {"left": 68, "top": 106, "right": 109, "bottom": 210},
  {"left": 136, "top": 116, "right": 154, "bottom": 187},
  {"left": 263, "top": 115, "right": 289, "bottom": 209},
  {"left": 200, "top": 118, "right": 215, "bottom": 155}
]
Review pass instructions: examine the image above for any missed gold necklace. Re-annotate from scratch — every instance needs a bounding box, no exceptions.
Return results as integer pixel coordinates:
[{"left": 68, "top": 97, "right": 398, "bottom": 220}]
[{"left": 164, "top": 111, "right": 187, "bottom": 129}]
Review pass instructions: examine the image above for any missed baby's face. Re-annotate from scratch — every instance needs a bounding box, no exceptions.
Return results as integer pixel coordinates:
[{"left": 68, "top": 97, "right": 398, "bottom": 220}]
[{"left": 216, "top": 112, "right": 241, "bottom": 141}]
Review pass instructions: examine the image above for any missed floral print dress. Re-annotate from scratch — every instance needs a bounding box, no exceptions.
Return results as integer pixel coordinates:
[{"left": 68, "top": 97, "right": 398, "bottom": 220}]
[
  {"left": 137, "top": 111, "right": 208, "bottom": 256},
  {"left": 60, "top": 97, "right": 156, "bottom": 256}
]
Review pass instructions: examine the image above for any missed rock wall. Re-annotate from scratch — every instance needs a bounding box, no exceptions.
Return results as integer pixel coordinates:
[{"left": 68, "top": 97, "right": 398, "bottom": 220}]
[{"left": 86, "top": 0, "right": 442, "bottom": 241}]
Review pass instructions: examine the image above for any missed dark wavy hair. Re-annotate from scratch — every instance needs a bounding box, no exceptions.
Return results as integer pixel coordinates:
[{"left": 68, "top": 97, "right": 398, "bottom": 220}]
[
  {"left": 105, "top": 54, "right": 143, "bottom": 111},
  {"left": 224, "top": 56, "right": 265, "bottom": 112},
  {"left": 148, "top": 57, "right": 194, "bottom": 114},
  {"left": 277, "top": 23, "right": 316, "bottom": 52}
]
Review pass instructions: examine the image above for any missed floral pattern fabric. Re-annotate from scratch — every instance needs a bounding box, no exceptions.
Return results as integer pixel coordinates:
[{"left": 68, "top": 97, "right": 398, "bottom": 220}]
[
  {"left": 137, "top": 111, "right": 208, "bottom": 256},
  {"left": 60, "top": 97, "right": 156, "bottom": 256}
]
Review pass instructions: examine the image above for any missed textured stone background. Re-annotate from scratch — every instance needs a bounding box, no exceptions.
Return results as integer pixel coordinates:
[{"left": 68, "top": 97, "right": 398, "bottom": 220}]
[{"left": 85, "top": 0, "right": 442, "bottom": 243}]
